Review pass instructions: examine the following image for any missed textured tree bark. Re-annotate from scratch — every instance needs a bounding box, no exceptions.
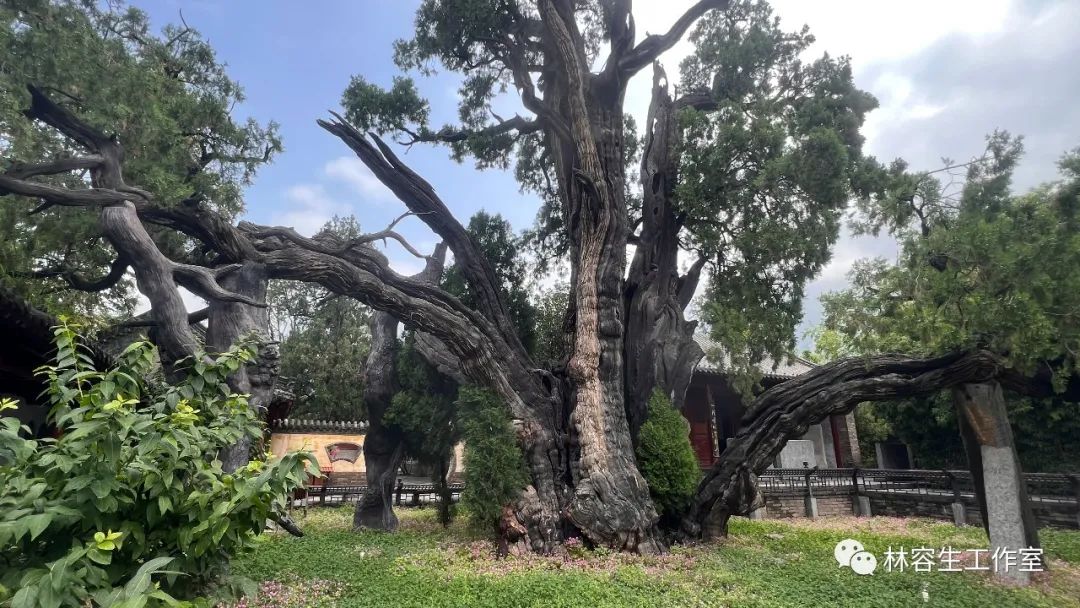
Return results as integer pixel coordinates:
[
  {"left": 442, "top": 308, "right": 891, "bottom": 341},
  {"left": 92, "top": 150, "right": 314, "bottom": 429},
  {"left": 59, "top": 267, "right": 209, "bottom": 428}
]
[
  {"left": 354, "top": 244, "right": 446, "bottom": 531},
  {"left": 685, "top": 351, "right": 1007, "bottom": 539},
  {"left": 99, "top": 202, "right": 202, "bottom": 373},
  {"left": 538, "top": 0, "right": 661, "bottom": 553},
  {"left": 5, "top": 86, "right": 262, "bottom": 375},
  {"left": 23, "top": 46, "right": 1042, "bottom": 556},
  {"left": 953, "top": 382, "right": 1042, "bottom": 584},
  {"left": 205, "top": 261, "right": 275, "bottom": 473},
  {"left": 625, "top": 65, "right": 706, "bottom": 438},
  {"left": 353, "top": 309, "right": 405, "bottom": 530}
]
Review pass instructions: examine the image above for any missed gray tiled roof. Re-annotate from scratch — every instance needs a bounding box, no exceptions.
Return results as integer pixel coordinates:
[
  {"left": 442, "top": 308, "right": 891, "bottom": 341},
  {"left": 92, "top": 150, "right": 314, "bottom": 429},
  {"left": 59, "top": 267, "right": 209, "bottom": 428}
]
[
  {"left": 693, "top": 334, "right": 816, "bottom": 380},
  {"left": 270, "top": 418, "right": 368, "bottom": 434}
]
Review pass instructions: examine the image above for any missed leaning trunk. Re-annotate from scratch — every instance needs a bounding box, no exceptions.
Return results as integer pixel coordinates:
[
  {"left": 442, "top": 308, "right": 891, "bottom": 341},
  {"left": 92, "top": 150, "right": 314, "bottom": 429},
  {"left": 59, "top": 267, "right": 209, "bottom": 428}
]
[{"left": 686, "top": 351, "right": 1005, "bottom": 539}]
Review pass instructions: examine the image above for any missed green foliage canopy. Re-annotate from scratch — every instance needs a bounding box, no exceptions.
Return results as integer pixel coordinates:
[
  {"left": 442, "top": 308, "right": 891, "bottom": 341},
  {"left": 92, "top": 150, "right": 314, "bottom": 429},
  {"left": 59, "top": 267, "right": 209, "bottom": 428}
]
[
  {"left": 335, "top": 0, "right": 887, "bottom": 382},
  {"left": 827, "top": 135, "right": 1080, "bottom": 385},
  {"left": 0, "top": 0, "right": 280, "bottom": 319},
  {"left": 815, "top": 137, "right": 1080, "bottom": 471},
  {"left": 679, "top": 1, "right": 884, "bottom": 384}
]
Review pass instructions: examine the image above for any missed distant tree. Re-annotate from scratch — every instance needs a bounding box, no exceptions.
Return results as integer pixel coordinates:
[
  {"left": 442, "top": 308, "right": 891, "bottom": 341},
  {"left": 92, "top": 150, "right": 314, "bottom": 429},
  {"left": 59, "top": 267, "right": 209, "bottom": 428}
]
[
  {"left": 270, "top": 287, "right": 370, "bottom": 420},
  {"left": 531, "top": 279, "right": 570, "bottom": 367},
  {"left": 816, "top": 133, "right": 1080, "bottom": 555},
  {"left": 267, "top": 217, "right": 371, "bottom": 421},
  {"left": 443, "top": 211, "right": 537, "bottom": 355}
]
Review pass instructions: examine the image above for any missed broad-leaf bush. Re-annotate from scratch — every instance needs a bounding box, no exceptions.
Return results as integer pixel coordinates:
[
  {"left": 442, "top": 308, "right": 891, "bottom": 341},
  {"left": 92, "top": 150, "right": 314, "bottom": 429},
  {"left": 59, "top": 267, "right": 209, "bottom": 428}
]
[
  {"left": 636, "top": 390, "right": 700, "bottom": 526},
  {"left": 0, "top": 320, "right": 316, "bottom": 606}
]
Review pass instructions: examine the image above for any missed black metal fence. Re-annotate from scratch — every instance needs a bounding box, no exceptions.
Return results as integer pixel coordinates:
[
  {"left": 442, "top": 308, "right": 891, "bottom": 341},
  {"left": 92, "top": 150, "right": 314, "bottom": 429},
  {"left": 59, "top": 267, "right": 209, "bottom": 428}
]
[
  {"left": 757, "top": 468, "right": 1080, "bottom": 529},
  {"left": 294, "top": 468, "right": 1079, "bottom": 529},
  {"left": 302, "top": 482, "right": 466, "bottom": 507}
]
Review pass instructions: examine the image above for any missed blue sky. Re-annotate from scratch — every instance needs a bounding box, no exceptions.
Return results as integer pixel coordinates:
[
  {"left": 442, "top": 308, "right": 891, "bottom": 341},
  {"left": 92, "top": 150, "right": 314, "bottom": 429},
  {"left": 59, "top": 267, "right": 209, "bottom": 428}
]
[
  {"left": 141, "top": 0, "right": 539, "bottom": 275},
  {"left": 137, "top": 0, "right": 1080, "bottom": 349}
]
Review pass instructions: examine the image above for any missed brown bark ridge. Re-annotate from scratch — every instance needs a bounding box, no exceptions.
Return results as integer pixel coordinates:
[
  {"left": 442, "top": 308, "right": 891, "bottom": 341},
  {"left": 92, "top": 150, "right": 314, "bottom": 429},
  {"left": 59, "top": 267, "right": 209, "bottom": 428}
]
[
  {"left": 353, "top": 243, "right": 447, "bottom": 531},
  {"left": 625, "top": 64, "right": 706, "bottom": 438},
  {"left": 539, "top": 0, "right": 660, "bottom": 553},
  {"left": 684, "top": 350, "right": 1007, "bottom": 539}
]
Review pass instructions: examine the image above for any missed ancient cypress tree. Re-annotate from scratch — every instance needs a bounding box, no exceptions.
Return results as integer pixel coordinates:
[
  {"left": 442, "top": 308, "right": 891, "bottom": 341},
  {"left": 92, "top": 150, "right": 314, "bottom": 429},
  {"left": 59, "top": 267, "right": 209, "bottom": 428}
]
[{"left": 2, "top": 0, "right": 1068, "bottom": 553}]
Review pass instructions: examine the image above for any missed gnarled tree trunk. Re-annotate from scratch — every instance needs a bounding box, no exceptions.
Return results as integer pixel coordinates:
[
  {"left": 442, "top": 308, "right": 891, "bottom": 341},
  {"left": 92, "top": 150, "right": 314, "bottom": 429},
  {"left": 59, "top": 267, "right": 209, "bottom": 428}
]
[
  {"left": 685, "top": 351, "right": 1007, "bottom": 539},
  {"left": 15, "top": 40, "right": 1047, "bottom": 557},
  {"left": 353, "top": 309, "right": 406, "bottom": 530},
  {"left": 206, "top": 261, "right": 276, "bottom": 473},
  {"left": 625, "top": 65, "right": 707, "bottom": 438},
  {"left": 354, "top": 243, "right": 447, "bottom": 531}
]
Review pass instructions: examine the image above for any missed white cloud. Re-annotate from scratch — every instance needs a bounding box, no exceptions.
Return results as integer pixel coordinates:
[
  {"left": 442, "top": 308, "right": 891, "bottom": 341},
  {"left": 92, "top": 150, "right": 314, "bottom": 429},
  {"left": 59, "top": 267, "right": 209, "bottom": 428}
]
[
  {"left": 132, "top": 283, "right": 207, "bottom": 316},
  {"left": 272, "top": 184, "right": 352, "bottom": 236},
  {"left": 625, "top": 0, "right": 1039, "bottom": 344},
  {"left": 816, "top": 225, "right": 899, "bottom": 284},
  {"left": 324, "top": 156, "right": 396, "bottom": 204},
  {"left": 769, "top": 0, "right": 1010, "bottom": 66}
]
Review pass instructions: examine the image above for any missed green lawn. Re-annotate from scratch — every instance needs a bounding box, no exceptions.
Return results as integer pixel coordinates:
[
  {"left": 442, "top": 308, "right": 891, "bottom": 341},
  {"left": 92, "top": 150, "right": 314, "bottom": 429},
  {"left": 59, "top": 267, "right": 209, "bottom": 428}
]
[{"left": 229, "top": 507, "right": 1080, "bottom": 608}]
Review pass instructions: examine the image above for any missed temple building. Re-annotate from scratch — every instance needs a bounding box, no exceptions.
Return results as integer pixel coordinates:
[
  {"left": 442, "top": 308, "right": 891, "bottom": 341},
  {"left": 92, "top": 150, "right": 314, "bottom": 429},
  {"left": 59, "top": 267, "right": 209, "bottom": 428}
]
[{"left": 683, "top": 335, "right": 860, "bottom": 470}]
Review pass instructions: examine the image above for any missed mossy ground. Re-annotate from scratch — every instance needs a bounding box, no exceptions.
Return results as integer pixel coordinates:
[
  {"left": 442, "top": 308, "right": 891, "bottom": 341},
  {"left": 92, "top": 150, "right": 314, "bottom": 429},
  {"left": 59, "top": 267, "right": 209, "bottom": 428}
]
[{"left": 229, "top": 507, "right": 1080, "bottom": 607}]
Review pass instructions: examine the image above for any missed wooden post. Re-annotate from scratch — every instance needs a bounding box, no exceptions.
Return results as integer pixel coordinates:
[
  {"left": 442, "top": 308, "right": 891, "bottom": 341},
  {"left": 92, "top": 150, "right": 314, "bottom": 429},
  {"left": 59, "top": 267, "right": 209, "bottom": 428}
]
[
  {"left": 852, "top": 467, "right": 871, "bottom": 517},
  {"left": 953, "top": 382, "right": 1041, "bottom": 585}
]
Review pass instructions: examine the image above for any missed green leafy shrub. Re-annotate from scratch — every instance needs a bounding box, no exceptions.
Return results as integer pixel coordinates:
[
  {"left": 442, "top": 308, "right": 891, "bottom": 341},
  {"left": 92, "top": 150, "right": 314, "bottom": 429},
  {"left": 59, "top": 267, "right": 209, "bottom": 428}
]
[
  {"left": 635, "top": 389, "right": 700, "bottom": 525},
  {"left": 456, "top": 387, "right": 528, "bottom": 530},
  {"left": 0, "top": 320, "right": 316, "bottom": 606}
]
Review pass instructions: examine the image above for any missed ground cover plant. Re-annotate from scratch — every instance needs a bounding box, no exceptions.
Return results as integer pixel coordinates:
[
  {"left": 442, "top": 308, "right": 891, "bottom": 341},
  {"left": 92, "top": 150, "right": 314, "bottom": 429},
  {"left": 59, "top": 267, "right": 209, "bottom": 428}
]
[{"left": 231, "top": 507, "right": 1080, "bottom": 608}]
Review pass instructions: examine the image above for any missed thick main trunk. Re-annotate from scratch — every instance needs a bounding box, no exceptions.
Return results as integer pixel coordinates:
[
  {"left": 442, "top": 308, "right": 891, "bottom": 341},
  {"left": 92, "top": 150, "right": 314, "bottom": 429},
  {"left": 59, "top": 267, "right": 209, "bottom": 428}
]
[
  {"left": 354, "top": 310, "right": 404, "bottom": 530},
  {"left": 205, "top": 261, "right": 275, "bottom": 473},
  {"left": 463, "top": 2, "right": 663, "bottom": 552},
  {"left": 355, "top": 244, "right": 447, "bottom": 531}
]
